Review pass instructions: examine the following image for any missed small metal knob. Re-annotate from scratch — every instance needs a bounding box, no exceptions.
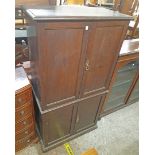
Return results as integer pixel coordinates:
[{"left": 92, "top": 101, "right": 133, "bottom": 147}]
[
  {"left": 76, "top": 114, "right": 80, "bottom": 123},
  {"left": 23, "top": 121, "right": 27, "bottom": 125},
  {"left": 85, "top": 59, "right": 90, "bottom": 71},
  {"left": 27, "top": 140, "right": 30, "bottom": 143}
]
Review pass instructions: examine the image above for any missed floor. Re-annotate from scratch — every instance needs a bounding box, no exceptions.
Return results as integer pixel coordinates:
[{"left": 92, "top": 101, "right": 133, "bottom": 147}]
[{"left": 16, "top": 102, "right": 139, "bottom": 155}]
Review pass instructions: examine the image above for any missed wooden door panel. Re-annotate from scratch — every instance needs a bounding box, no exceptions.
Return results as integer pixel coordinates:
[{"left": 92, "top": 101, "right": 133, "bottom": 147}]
[
  {"left": 83, "top": 68, "right": 107, "bottom": 95},
  {"left": 44, "top": 103, "right": 74, "bottom": 145},
  {"left": 82, "top": 24, "right": 125, "bottom": 96},
  {"left": 41, "top": 25, "right": 84, "bottom": 107},
  {"left": 74, "top": 95, "right": 102, "bottom": 132},
  {"left": 87, "top": 26, "right": 123, "bottom": 68}
]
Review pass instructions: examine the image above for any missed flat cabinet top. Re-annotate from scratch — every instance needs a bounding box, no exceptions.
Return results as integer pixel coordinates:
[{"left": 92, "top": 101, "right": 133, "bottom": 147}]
[{"left": 24, "top": 5, "right": 132, "bottom": 21}]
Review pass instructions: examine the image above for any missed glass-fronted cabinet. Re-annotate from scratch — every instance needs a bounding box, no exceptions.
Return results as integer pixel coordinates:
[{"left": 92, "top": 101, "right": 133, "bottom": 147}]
[
  {"left": 104, "top": 60, "right": 139, "bottom": 112},
  {"left": 100, "top": 51, "right": 139, "bottom": 117},
  {"left": 99, "top": 39, "right": 139, "bottom": 117}
]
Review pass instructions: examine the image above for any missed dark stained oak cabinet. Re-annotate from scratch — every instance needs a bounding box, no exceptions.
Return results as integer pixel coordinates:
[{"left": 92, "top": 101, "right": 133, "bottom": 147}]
[{"left": 24, "top": 5, "right": 132, "bottom": 151}]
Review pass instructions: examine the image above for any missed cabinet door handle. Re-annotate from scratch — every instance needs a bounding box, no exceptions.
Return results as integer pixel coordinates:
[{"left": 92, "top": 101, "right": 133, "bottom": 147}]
[
  {"left": 27, "top": 139, "right": 30, "bottom": 143},
  {"left": 85, "top": 59, "right": 90, "bottom": 71},
  {"left": 76, "top": 113, "right": 80, "bottom": 123}
]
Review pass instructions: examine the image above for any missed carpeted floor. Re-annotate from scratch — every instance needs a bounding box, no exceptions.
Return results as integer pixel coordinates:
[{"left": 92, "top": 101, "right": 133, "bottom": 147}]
[{"left": 16, "top": 102, "right": 139, "bottom": 155}]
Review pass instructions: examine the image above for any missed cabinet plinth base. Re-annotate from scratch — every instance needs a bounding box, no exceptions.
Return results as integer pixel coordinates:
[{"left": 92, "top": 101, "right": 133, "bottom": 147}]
[{"left": 36, "top": 125, "right": 97, "bottom": 152}]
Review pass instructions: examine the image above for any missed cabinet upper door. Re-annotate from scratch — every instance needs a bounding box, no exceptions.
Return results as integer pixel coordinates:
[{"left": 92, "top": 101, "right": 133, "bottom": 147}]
[
  {"left": 38, "top": 22, "right": 86, "bottom": 109},
  {"left": 81, "top": 21, "right": 128, "bottom": 97}
]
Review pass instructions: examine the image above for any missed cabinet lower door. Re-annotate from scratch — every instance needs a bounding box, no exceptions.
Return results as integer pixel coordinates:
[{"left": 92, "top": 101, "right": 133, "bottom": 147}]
[
  {"left": 43, "top": 103, "right": 74, "bottom": 145},
  {"left": 74, "top": 95, "right": 103, "bottom": 132}
]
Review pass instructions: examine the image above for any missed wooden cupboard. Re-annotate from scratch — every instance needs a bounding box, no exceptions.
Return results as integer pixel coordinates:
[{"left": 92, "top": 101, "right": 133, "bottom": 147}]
[{"left": 24, "top": 5, "right": 132, "bottom": 151}]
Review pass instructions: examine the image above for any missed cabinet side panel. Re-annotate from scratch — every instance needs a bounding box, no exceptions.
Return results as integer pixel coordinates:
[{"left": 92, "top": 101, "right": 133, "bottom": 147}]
[{"left": 27, "top": 21, "right": 43, "bottom": 103}]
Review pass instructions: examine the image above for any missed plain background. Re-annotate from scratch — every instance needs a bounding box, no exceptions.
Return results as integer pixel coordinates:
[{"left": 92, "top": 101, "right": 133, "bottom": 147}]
[{"left": 0, "top": 0, "right": 155, "bottom": 154}]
